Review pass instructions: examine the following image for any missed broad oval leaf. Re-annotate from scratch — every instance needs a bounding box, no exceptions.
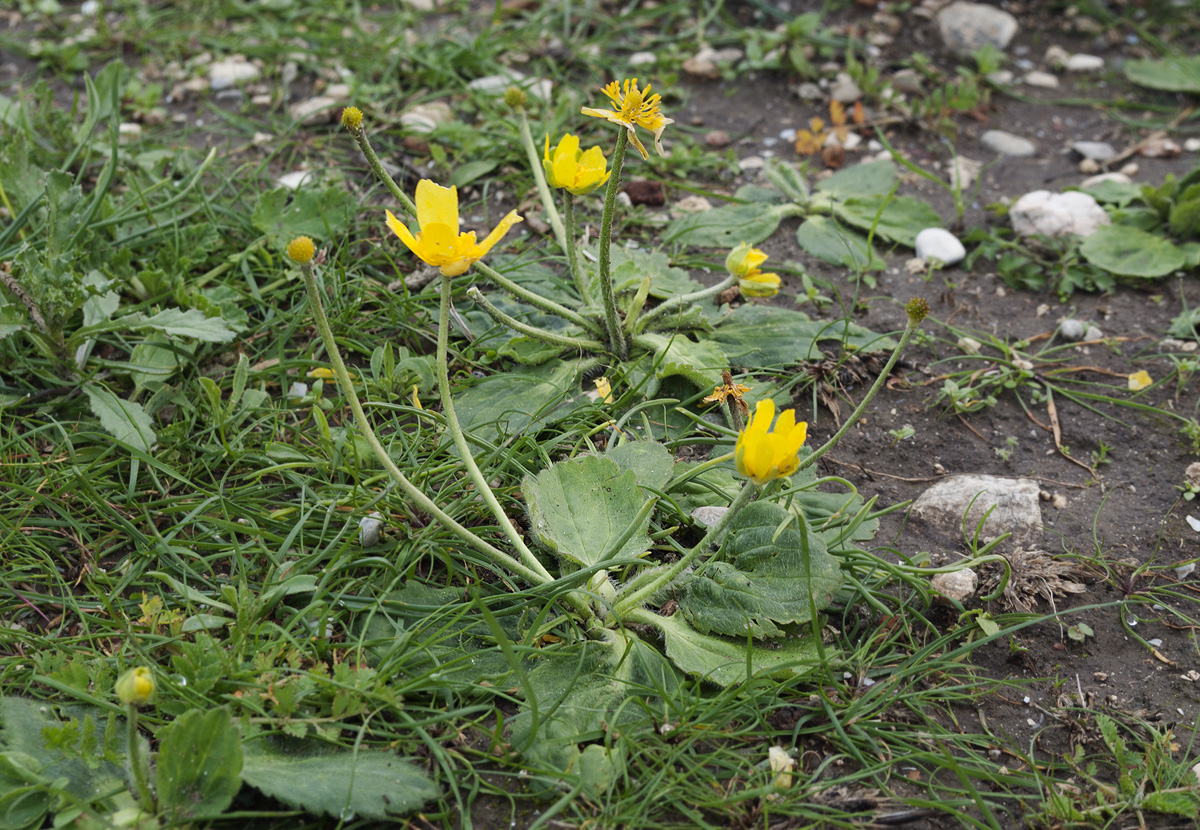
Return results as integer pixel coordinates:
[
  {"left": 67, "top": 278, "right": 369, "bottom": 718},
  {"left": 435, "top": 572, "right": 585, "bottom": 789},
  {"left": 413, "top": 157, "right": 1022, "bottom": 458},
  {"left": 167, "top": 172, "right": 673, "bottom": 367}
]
[
  {"left": 83, "top": 385, "right": 156, "bottom": 452},
  {"left": 662, "top": 203, "right": 785, "bottom": 248},
  {"left": 156, "top": 707, "right": 243, "bottom": 822},
  {"left": 1079, "top": 225, "right": 1187, "bottom": 277}
]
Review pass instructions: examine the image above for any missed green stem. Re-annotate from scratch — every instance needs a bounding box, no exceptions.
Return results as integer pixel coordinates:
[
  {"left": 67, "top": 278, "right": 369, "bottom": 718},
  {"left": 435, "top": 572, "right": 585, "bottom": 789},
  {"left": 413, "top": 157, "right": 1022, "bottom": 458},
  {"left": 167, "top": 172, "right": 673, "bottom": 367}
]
[
  {"left": 597, "top": 130, "right": 630, "bottom": 360},
  {"left": 636, "top": 273, "right": 738, "bottom": 333},
  {"left": 466, "top": 287, "right": 605, "bottom": 351},
  {"left": 516, "top": 110, "right": 568, "bottom": 254},
  {"left": 474, "top": 261, "right": 602, "bottom": 335},
  {"left": 562, "top": 193, "right": 594, "bottom": 305},
  {"left": 665, "top": 450, "right": 735, "bottom": 492},
  {"left": 126, "top": 704, "right": 155, "bottom": 813},
  {"left": 614, "top": 479, "right": 758, "bottom": 617},
  {"left": 299, "top": 263, "right": 545, "bottom": 585},
  {"left": 437, "top": 275, "right": 557, "bottom": 584},
  {"left": 349, "top": 124, "right": 418, "bottom": 218},
  {"left": 798, "top": 321, "right": 917, "bottom": 473}
]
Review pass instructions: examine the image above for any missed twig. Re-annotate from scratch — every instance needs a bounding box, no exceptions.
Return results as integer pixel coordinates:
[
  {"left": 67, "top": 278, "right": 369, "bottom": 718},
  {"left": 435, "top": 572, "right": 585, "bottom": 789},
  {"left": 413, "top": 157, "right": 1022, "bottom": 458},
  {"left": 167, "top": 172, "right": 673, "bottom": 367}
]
[{"left": 0, "top": 263, "right": 48, "bottom": 334}]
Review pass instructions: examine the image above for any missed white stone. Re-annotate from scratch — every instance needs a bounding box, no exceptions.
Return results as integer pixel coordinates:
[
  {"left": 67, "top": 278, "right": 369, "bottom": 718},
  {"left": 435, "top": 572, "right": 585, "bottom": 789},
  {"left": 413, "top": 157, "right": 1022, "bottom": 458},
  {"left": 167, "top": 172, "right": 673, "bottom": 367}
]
[
  {"left": 911, "top": 474, "right": 1043, "bottom": 544},
  {"left": 1084, "top": 325, "right": 1103, "bottom": 341},
  {"left": 691, "top": 506, "right": 730, "bottom": 528},
  {"left": 1044, "top": 45, "right": 1070, "bottom": 67},
  {"left": 1081, "top": 172, "right": 1132, "bottom": 188},
  {"left": 1185, "top": 137, "right": 1200, "bottom": 153},
  {"left": 981, "top": 130, "right": 1036, "bottom": 157},
  {"left": 1010, "top": 190, "right": 1110, "bottom": 238},
  {"left": 670, "top": 195, "right": 713, "bottom": 219},
  {"left": 1059, "top": 319, "right": 1085, "bottom": 341},
  {"left": 287, "top": 381, "right": 308, "bottom": 398},
  {"left": 830, "top": 72, "right": 862, "bottom": 103},
  {"left": 252, "top": 131, "right": 273, "bottom": 147},
  {"left": 957, "top": 337, "right": 982, "bottom": 354},
  {"left": 915, "top": 228, "right": 966, "bottom": 265},
  {"left": 937, "top": 2, "right": 1019, "bottom": 57},
  {"left": 81, "top": 0, "right": 100, "bottom": 15},
  {"left": 359, "top": 512, "right": 384, "bottom": 546},
  {"left": 1023, "top": 70, "right": 1059, "bottom": 89},
  {"left": 1188, "top": 515, "right": 1200, "bottom": 533},
  {"left": 277, "top": 170, "right": 313, "bottom": 190},
  {"left": 118, "top": 122, "right": 142, "bottom": 142},
  {"left": 931, "top": 569, "right": 979, "bottom": 603},
  {"left": 289, "top": 96, "right": 339, "bottom": 126},
  {"left": 400, "top": 101, "right": 455, "bottom": 133},
  {"left": 1177, "top": 562, "right": 1196, "bottom": 579},
  {"left": 209, "top": 59, "right": 260, "bottom": 91},
  {"left": 949, "top": 156, "right": 982, "bottom": 190},
  {"left": 986, "top": 70, "right": 1014, "bottom": 86},
  {"left": 1186, "top": 462, "right": 1200, "bottom": 490},
  {"left": 738, "top": 155, "right": 765, "bottom": 171},
  {"left": 1072, "top": 141, "right": 1116, "bottom": 162},
  {"left": 628, "top": 51, "right": 657, "bottom": 66},
  {"left": 1065, "top": 53, "right": 1105, "bottom": 72},
  {"left": 793, "top": 82, "right": 823, "bottom": 101}
]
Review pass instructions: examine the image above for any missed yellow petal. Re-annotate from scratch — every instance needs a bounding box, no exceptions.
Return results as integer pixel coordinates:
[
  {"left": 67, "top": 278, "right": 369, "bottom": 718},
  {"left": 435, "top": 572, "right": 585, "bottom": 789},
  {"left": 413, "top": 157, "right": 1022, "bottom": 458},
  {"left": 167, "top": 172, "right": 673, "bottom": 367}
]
[
  {"left": 469, "top": 210, "right": 524, "bottom": 260},
  {"left": 415, "top": 179, "right": 459, "bottom": 235},
  {"left": 626, "top": 127, "right": 649, "bottom": 160},
  {"left": 1128, "top": 370, "right": 1152, "bottom": 391},
  {"left": 553, "top": 136, "right": 579, "bottom": 189},
  {"left": 385, "top": 209, "right": 420, "bottom": 254},
  {"left": 417, "top": 223, "right": 469, "bottom": 267}
]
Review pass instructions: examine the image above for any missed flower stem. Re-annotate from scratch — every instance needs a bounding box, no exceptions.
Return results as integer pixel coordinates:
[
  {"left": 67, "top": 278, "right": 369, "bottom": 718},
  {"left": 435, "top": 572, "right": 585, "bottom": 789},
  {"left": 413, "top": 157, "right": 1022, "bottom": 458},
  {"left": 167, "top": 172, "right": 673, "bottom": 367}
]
[
  {"left": 597, "top": 130, "right": 630, "bottom": 360},
  {"left": 299, "top": 262, "right": 547, "bottom": 585},
  {"left": 466, "top": 286, "right": 605, "bottom": 352},
  {"left": 473, "top": 261, "right": 602, "bottom": 336},
  {"left": 563, "top": 192, "right": 594, "bottom": 306},
  {"left": 614, "top": 479, "right": 758, "bottom": 617},
  {"left": 635, "top": 273, "right": 737, "bottom": 333},
  {"left": 798, "top": 321, "right": 917, "bottom": 473},
  {"left": 126, "top": 704, "right": 155, "bottom": 813},
  {"left": 437, "top": 275, "right": 558, "bottom": 585},
  {"left": 516, "top": 110, "right": 568, "bottom": 254},
  {"left": 347, "top": 123, "right": 417, "bottom": 219}
]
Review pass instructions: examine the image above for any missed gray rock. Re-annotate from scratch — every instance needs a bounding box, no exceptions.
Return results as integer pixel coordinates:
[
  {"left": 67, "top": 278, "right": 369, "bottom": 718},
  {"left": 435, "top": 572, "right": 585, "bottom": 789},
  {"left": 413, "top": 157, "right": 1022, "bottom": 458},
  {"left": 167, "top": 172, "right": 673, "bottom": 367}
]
[
  {"left": 793, "top": 82, "right": 823, "bottom": 101},
  {"left": 1084, "top": 325, "right": 1104, "bottom": 341},
  {"left": 830, "top": 72, "right": 862, "bottom": 103},
  {"left": 1065, "top": 53, "right": 1104, "bottom": 72},
  {"left": 1072, "top": 141, "right": 1116, "bottom": 162},
  {"left": 290, "top": 96, "right": 339, "bottom": 126},
  {"left": 914, "top": 228, "right": 966, "bottom": 265},
  {"left": 628, "top": 51, "right": 657, "bottom": 66},
  {"left": 1023, "top": 70, "right": 1059, "bottom": 89},
  {"left": 986, "top": 70, "right": 1015, "bottom": 85},
  {"left": 359, "top": 512, "right": 384, "bottom": 547},
  {"left": 912, "top": 474, "right": 1043, "bottom": 545},
  {"left": 400, "top": 101, "right": 456, "bottom": 133},
  {"left": 691, "top": 506, "right": 729, "bottom": 528},
  {"left": 937, "top": 2, "right": 1019, "bottom": 57},
  {"left": 1059, "top": 319, "right": 1085, "bottom": 341},
  {"left": 209, "top": 59, "right": 260, "bottom": 91},
  {"left": 1010, "top": 190, "right": 1110, "bottom": 238},
  {"left": 981, "top": 130, "right": 1036, "bottom": 157},
  {"left": 891, "top": 68, "right": 924, "bottom": 94},
  {"left": 931, "top": 569, "right": 979, "bottom": 603}
]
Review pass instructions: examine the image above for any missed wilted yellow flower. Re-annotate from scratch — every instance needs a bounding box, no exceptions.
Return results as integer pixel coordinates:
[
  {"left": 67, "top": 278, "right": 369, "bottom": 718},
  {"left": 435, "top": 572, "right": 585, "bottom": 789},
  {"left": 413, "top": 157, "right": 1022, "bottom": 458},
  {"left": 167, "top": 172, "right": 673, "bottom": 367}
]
[
  {"left": 581, "top": 78, "right": 674, "bottom": 160},
  {"left": 386, "top": 180, "right": 522, "bottom": 277},
  {"left": 1128, "top": 370, "right": 1152, "bottom": 391},
  {"left": 286, "top": 236, "right": 315, "bottom": 265},
  {"left": 768, "top": 746, "right": 795, "bottom": 789},
  {"left": 734, "top": 399, "right": 808, "bottom": 485},
  {"left": 726, "top": 242, "right": 781, "bottom": 298},
  {"left": 703, "top": 372, "right": 751, "bottom": 417},
  {"left": 115, "top": 666, "right": 155, "bottom": 707},
  {"left": 593, "top": 377, "right": 614, "bottom": 403},
  {"left": 544, "top": 134, "right": 611, "bottom": 196},
  {"left": 307, "top": 367, "right": 356, "bottom": 381},
  {"left": 411, "top": 385, "right": 423, "bottom": 410}
]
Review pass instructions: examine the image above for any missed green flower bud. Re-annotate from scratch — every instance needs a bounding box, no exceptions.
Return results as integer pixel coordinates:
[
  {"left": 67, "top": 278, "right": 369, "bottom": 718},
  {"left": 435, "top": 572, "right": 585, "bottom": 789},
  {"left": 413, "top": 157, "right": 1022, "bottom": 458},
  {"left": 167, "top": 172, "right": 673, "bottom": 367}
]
[
  {"left": 906, "top": 296, "right": 929, "bottom": 325},
  {"left": 115, "top": 667, "right": 155, "bottom": 706}
]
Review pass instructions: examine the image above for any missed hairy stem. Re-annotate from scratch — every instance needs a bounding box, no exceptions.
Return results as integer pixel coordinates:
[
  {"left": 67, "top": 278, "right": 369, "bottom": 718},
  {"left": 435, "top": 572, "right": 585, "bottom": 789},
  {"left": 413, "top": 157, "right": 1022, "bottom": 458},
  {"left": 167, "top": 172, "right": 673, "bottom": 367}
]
[
  {"left": 466, "top": 286, "right": 605, "bottom": 352},
  {"left": 596, "top": 130, "right": 630, "bottom": 359}
]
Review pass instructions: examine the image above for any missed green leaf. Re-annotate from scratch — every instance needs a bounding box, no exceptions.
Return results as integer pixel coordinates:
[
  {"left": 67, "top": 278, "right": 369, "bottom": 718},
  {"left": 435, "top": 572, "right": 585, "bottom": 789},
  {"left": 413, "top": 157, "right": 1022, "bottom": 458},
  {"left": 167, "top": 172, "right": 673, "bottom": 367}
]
[
  {"left": 133, "top": 308, "right": 237, "bottom": 342},
  {"left": 83, "top": 386, "right": 156, "bottom": 452},
  {"left": 0, "top": 752, "right": 52, "bottom": 830},
  {"left": 156, "top": 707, "right": 242, "bottom": 822},
  {"left": 1125, "top": 56, "right": 1200, "bottom": 93},
  {"left": 608, "top": 247, "right": 701, "bottom": 298},
  {"left": 816, "top": 159, "right": 896, "bottom": 199},
  {"left": 251, "top": 186, "right": 355, "bottom": 247},
  {"left": 1081, "top": 179, "right": 1143, "bottom": 207},
  {"left": 241, "top": 740, "right": 439, "bottom": 819},
  {"left": 605, "top": 440, "right": 674, "bottom": 491},
  {"left": 763, "top": 158, "right": 809, "bottom": 203},
  {"left": 1079, "top": 225, "right": 1187, "bottom": 277},
  {"left": 677, "top": 501, "right": 843, "bottom": 639},
  {"left": 524, "top": 456, "right": 651, "bottom": 568},
  {"left": 648, "top": 614, "right": 823, "bottom": 687},
  {"left": 448, "top": 159, "right": 498, "bottom": 188},
  {"left": 662, "top": 203, "right": 789, "bottom": 248},
  {"left": 452, "top": 359, "right": 581, "bottom": 446},
  {"left": 796, "top": 216, "right": 884, "bottom": 270},
  {"left": 1168, "top": 197, "right": 1200, "bottom": 237},
  {"left": 639, "top": 333, "right": 728, "bottom": 388},
  {"left": 832, "top": 195, "right": 943, "bottom": 247},
  {"left": 1142, "top": 791, "right": 1200, "bottom": 818},
  {"left": 711, "top": 304, "right": 896, "bottom": 368},
  {"left": 127, "top": 333, "right": 185, "bottom": 394}
]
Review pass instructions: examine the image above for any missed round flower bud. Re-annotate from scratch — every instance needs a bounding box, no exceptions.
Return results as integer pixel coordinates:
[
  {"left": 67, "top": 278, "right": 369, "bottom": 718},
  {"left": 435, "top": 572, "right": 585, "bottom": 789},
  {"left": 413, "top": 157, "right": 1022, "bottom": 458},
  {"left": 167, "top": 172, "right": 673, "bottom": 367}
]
[
  {"left": 287, "top": 236, "right": 315, "bottom": 265},
  {"left": 503, "top": 87, "right": 527, "bottom": 109},
  {"left": 905, "top": 296, "right": 929, "bottom": 325},
  {"left": 341, "top": 106, "right": 363, "bottom": 132},
  {"left": 115, "top": 666, "right": 155, "bottom": 706}
]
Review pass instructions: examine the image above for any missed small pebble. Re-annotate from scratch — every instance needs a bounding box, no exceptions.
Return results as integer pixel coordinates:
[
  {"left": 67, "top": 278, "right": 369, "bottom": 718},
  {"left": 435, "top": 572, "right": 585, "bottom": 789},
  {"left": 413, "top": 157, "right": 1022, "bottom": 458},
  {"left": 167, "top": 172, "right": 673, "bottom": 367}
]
[
  {"left": 705, "top": 130, "right": 730, "bottom": 148},
  {"left": 1059, "top": 319, "right": 1085, "bottom": 341},
  {"left": 359, "top": 512, "right": 384, "bottom": 547},
  {"left": 1065, "top": 53, "right": 1105, "bottom": 72}
]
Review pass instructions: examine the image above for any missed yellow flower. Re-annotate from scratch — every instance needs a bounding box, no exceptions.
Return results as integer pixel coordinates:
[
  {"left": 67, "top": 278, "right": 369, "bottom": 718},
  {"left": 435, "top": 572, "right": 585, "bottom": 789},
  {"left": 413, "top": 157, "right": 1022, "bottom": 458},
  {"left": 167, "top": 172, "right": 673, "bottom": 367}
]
[
  {"left": 286, "top": 236, "right": 315, "bottom": 264},
  {"left": 593, "top": 376, "right": 614, "bottom": 403},
  {"left": 735, "top": 399, "right": 808, "bottom": 485},
  {"left": 341, "top": 106, "right": 363, "bottom": 132},
  {"left": 726, "top": 242, "right": 781, "bottom": 299},
  {"left": 1128, "top": 370, "right": 1152, "bottom": 391},
  {"left": 115, "top": 666, "right": 155, "bottom": 707},
  {"left": 385, "top": 180, "right": 523, "bottom": 277},
  {"left": 544, "top": 134, "right": 611, "bottom": 196},
  {"left": 703, "top": 371, "right": 751, "bottom": 417},
  {"left": 581, "top": 78, "right": 674, "bottom": 160}
]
